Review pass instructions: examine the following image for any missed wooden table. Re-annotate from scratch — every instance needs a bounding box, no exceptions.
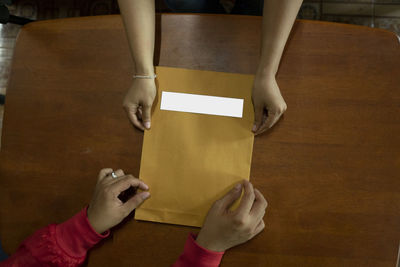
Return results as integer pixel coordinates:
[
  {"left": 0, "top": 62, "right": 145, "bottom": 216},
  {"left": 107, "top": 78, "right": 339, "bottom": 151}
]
[{"left": 0, "top": 14, "right": 399, "bottom": 267}]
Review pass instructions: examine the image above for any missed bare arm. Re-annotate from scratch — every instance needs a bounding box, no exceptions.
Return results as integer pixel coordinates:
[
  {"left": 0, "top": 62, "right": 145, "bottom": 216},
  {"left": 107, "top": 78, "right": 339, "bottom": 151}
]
[
  {"left": 118, "top": 0, "right": 155, "bottom": 74},
  {"left": 252, "top": 0, "right": 303, "bottom": 135},
  {"left": 118, "top": 0, "right": 156, "bottom": 130},
  {"left": 258, "top": 0, "right": 303, "bottom": 76}
]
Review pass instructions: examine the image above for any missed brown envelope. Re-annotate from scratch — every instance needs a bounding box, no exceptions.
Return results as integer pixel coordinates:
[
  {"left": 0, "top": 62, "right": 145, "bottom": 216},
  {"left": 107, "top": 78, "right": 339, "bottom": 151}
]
[{"left": 135, "top": 66, "right": 255, "bottom": 227}]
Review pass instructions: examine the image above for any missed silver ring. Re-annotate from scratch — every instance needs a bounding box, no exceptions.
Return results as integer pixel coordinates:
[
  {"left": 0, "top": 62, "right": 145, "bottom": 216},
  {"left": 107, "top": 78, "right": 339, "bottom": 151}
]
[{"left": 111, "top": 172, "right": 117, "bottom": 178}]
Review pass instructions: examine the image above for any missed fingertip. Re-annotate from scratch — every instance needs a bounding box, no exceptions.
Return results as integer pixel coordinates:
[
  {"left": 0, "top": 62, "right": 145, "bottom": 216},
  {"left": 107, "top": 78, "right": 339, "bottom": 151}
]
[
  {"left": 229, "top": 183, "right": 242, "bottom": 196},
  {"left": 143, "top": 121, "right": 151, "bottom": 130},
  {"left": 133, "top": 121, "right": 145, "bottom": 131},
  {"left": 251, "top": 123, "right": 257, "bottom": 132},
  {"left": 243, "top": 180, "right": 254, "bottom": 196},
  {"left": 141, "top": 191, "right": 150, "bottom": 200},
  {"left": 140, "top": 182, "right": 149, "bottom": 190},
  {"left": 234, "top": 183, "right": 242, "bottom": 191}
]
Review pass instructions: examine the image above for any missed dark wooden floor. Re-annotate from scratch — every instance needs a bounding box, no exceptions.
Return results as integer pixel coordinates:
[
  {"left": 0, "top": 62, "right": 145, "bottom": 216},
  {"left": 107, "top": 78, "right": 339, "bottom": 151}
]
[{"left": 0, "top": 0, "right": 399, "bottom": 147}]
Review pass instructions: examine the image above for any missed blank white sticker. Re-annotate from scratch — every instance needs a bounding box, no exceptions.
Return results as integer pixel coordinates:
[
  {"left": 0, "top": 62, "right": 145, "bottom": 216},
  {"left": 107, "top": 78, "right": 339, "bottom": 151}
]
[{"left": 160, "top": 91, "right": 243, "bottom": 118}]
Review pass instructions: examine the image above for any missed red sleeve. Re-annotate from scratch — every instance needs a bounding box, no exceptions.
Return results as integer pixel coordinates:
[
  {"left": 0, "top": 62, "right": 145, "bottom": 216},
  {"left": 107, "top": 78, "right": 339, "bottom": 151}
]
[
  {"left": 0, "top": 207, "right": 109, "bottom": 267},
  {"left": 171, "top": 233, "right": 224, "bottom": 267}
]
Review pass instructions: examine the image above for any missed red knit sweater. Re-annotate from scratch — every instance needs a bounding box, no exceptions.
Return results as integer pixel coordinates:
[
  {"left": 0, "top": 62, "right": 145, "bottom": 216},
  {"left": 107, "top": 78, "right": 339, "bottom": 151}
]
[{"left": 0, "top": 207, "right": 224, "bottom": 267}]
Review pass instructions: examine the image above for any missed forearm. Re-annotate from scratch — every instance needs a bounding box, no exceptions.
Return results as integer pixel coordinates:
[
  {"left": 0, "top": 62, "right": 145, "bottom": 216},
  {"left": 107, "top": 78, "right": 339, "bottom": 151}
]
[
  {"left": 118, "top": 0, "right": 155, "bottom": 74},
  {"left": 257, "top": 0, "right": 303, "bottom": 76},
  {"left": 1, "top": 208, "right": 108, "bottom": 267},
  {"left": 172, "top": 233, "right": 224, "bottom": 267}
]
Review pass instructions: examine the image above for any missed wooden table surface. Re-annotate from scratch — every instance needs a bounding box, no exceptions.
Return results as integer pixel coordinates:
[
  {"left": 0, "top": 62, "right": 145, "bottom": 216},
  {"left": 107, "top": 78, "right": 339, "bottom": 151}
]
[{"left": 0, "top": 14, "right": 399, "bottom": 267}]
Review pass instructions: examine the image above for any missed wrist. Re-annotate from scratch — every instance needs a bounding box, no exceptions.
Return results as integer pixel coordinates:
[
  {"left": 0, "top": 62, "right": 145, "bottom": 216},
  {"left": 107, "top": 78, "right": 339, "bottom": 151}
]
[
  {"left": 134, "top": 64, "right": 155, "bottom": 76},
  {"left": 87, "top": 219, "right": 105, "bottom": 235},
  {"left": 255, "top": 64, "right": 277, "bottom": 78},
  {"left": 55, "top": 207, "right": 109, "bottom": 258},
  {"left": 196, "top": 233, "right": 227, "bottom": 252},
  {"left": 87, "top": 208, "right": 108, "bottom": 235}
]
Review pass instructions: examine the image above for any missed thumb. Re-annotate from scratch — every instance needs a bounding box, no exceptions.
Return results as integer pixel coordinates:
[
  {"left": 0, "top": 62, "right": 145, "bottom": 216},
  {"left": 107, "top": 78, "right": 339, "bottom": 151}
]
[
  {"left": 122, "top": 191, "right": 150, "bottom": 215},
  {"left": 216, "top": 183, "right": 243, "bottom": 210},
  {"left": 142, "top": 104, "right": 152, "bottom": 129},
  {"left": 253, "top": 104, "right": 263, "bottom": 133}
]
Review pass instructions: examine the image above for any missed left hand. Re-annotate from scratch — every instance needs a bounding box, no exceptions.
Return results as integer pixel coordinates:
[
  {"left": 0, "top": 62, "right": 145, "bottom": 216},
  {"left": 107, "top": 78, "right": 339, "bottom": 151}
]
[
  {"left": 252, "top": 74, "right": 287, "bottom": 135},
  {"left": 196, "top": 180, "right": 267, "bottom": 252}
]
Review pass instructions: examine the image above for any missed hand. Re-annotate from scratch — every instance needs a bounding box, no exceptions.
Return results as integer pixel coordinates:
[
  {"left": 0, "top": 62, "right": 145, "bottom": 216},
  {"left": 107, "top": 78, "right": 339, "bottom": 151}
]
[
  {"left": 87, "top": 168, "right": 150, "bottom": 234},
  {"left": 123, "top": 78, "right": 156, "bottom": 131},
  {"left": 252, "top": 74, "right": 287, "bottom": 135},
  {"left": 196, "top": 180, "right": 268, "bottom": 252}
]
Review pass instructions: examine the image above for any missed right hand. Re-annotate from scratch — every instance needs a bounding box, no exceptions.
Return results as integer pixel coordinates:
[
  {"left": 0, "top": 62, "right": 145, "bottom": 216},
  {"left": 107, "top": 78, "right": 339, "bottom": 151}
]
[
  {"left": 87, "top": 168, "right": 150, "bottom": 234},
  {"left": 196, "top": 180, "right": 268, "bottom": 252},
  {"left": 123, "top": 78, "right": 156, "bottom": 131}
]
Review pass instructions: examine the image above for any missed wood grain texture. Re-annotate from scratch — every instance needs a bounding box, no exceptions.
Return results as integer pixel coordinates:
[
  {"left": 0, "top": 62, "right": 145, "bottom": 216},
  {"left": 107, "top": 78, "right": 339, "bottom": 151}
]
[{"left": 0, "top": 14, "right": 399, "bottom": 266}]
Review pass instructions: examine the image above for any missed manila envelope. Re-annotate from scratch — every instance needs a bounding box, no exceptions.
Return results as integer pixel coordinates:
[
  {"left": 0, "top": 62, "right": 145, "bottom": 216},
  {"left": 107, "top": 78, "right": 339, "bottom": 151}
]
[{"left": 135, "top": 66, "right": 255, "bottom": 227}]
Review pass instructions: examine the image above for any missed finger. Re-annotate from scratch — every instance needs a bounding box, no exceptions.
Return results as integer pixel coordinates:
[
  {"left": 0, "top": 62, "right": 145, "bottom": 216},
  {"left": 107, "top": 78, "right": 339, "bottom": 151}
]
[
  {"left": 215, "top": 183, "right": 243, "bottom": 210},
  {"left": 109, "top": 172, "right": 137, "bottom": 184},
  {"left": 137, "top": 107, "right": 143, "bottom": 120},
  {"left": 252, "top": 104, "right": 264, "bottom": 133},
  {"left": 122, "top": 191, "right": 151, "bottom": 215},
  {"left": 255, "top": 112, "right": 282, "bottom": 135},
  {"left": 265, "top": 112, "right": 282, "bottom": 129},
  {"left": 98, "top": 168, "right": 113, "bottom": 182},
  {"left": 236, "top": 180, "right": 255, "bottom": 216},
  {"left": 252, "top": 219, "right": 265, "bottom": 237},
  {"left": 125, "top": 105, "right": 145, "bottom": 131},
  {"left": 250, "top": 188, "right": 268, "bottom": 218},
  {"left": 102, "top": 169, "right": 126, "bottom": 184},
  {"left": 253, "top": 209, "right": 266, "bottom": 227},
  {"left": 113, "top": 169, "right": 125, "bottom": 177},
  {"left": 141, "top": 104, "right": 152, "bottom": 130},
  {"left": 109, "top": 175, "right": 149, "bottom": 195}
]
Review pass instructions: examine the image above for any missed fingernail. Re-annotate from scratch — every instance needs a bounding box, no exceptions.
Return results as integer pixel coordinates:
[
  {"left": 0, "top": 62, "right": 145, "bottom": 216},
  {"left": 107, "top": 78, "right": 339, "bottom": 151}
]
[
  {"left": 141, "top": 192, "right": 150, "bottom": 200},
  {"left": 144, "top": 122, "right": 151, "bottom": 129},
  {"left": 234, "top": 183, "right": 242, "bottom": 191},
  {"left": 252, "top": 124, "right": 257, "bottom": 132}
]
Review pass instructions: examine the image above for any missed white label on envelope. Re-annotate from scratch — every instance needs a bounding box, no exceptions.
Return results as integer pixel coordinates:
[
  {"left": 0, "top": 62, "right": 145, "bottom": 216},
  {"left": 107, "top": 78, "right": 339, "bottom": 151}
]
[{"left": 160, "top": 91, "right": 243, "bottom": 118}]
